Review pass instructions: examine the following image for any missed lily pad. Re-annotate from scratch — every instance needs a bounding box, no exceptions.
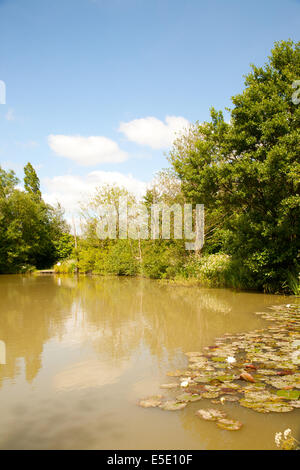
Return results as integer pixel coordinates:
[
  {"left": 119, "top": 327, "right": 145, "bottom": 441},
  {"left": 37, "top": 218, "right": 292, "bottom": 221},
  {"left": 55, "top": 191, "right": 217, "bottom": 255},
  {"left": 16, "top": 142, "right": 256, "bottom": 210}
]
[
  {"left": 289, "top": 400, "right": 300, "bottom": 408},
  {"left": 220, "top": 395, "right": 240, "bottom": 402},
  {"left": 195, "top": 408, "right": 227, "bottom": 421},
  {"left": 159, "top": 400, "right": 187, "bottom": 411},
  {"left": 187, "top": 385, "right": 207, "bottom": 394},
  {"left": 202, "top": 392, "right": 220, "bottom": 399},
  {"left": 262, "top": 402, "right": 294, "bottom": 413},
  {"left": 217, "top": 374, "right": 236, "bottom": 382},
  {"left": 276, "top": 389, "right": 300, "bottom": 400},
  {"left": 217, "top": 418, "right": 243, "bottom": 431},
  {"left": 212, "top": 357, "right": 227, "bottom": 362},
  {"left": 194, "top": 376, "right": 213, "bottom": 384},
  {"left": 176, "top": 393, "right": 202, "bottom": 402},
  {"left": 243, "top": 390, "right": 278, "bottom": 402},
  {"left": 240, "top": 371, "right": 255, "bottom": 383},
  {"left": 139, "top": 396, "right": 162, "bottom": 408},
  {"left": 141, "top": 303, "right": 300, "bottom": 419}
]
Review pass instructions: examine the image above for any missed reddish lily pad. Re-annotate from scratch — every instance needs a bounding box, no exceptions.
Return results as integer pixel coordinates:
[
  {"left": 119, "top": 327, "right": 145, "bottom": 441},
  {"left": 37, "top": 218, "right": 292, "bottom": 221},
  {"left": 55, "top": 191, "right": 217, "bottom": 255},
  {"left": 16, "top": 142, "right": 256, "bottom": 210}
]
[{"left": 240, "top": 371, "right": 255, "bottom": 383}]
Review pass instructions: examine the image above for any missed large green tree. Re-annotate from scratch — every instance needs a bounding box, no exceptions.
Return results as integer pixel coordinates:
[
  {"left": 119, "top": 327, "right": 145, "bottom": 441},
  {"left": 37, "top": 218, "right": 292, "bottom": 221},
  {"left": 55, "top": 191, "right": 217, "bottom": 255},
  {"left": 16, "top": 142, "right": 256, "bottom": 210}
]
[
  {"left": 169, "top": 40, "right": 300, "bottom": 292},
  {"left": 0, "top": 164, "right": 71, "bottom": 273},
  {"left": 24, "top": 162, "right": 42, "bottom": 201}
]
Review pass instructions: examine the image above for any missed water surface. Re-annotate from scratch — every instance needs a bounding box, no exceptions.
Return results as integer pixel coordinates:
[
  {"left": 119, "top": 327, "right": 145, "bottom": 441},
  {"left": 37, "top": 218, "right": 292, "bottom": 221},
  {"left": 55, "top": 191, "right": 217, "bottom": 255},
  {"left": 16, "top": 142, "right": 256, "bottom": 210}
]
[{"left": 0, "top": 275, "right": 298, "bottom": 449}]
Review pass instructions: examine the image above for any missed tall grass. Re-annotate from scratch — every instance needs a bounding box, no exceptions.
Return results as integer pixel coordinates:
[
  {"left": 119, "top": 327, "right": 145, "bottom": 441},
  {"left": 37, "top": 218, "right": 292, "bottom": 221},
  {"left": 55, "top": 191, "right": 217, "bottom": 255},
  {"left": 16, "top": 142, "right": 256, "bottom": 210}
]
[{"left": 283, "top": 272, "right": 300, "bottom": 295}]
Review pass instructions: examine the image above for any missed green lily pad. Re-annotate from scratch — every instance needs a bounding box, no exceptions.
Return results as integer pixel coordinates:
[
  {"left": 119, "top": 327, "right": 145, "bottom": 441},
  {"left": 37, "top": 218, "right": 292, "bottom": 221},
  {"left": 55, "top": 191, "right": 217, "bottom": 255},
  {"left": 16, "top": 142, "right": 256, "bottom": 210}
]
[
  {"left": 202, "top": 392, "right": 220, "bottom": 399},
  {"left": 217, "top": 374, "right": 236, "bottom": 382},
  {"left": 221, "top": 383, "right": 240, "bottom": 390},
  {"left": 276, "top": 389, "right": 300, "bottom": 400},
  {"left": 159, "top": 400, "right": 187, "bottom": 411},
  {"left": 262, "top": 402, "right": 294, "bottom": 413},
  {"left": 153, "top": 304, "right": 300, "bottom": 419},
  {"left": 176, "top": 393, "right": 202, "bottom": 402},
  {"left": 240, "top": 402, "right": 270, "bottom": 413},
  {"left": 257, "top": 369, "right": 278, "bottom": 376},
  {"left": 243, "top": 390, "right": 278, "bottom": 402},
  {"left": 194, "top": 376, "right": 213, "bottom": 384},
  {"left": 187, "top": 385, "right": 207, "bottom": 394}
]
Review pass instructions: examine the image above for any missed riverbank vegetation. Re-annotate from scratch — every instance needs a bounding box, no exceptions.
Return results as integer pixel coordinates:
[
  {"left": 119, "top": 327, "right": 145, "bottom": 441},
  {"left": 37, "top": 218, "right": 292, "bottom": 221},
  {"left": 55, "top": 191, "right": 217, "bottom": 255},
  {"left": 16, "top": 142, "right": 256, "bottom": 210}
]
[
  {"left": 1, "top": 40, "right": 299, "bottom": 293},
  {"left": 0, "top": 163, "right": 73, "bottom": 273},
  {"left": 57, "top": 40, "right": 299, "bottom": 294}
]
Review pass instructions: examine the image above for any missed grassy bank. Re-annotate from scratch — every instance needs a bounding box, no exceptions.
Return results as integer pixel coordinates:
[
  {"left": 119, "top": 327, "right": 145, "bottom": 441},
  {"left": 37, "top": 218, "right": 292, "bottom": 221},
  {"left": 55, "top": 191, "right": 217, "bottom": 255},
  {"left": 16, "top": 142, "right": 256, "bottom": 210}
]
[{"left": 53, "top": 252, "right": 300, "bottom": 295}]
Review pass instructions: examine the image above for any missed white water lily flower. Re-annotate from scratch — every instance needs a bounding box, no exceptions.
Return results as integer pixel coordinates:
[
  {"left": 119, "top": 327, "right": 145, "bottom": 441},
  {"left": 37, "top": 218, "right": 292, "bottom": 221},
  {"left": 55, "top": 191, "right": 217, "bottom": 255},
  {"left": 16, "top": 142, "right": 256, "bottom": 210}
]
[
  {"left": 226, "top": 356, "right": 236, "bottom": 365},
  {"left": 180, "top": 378, "right": 191, "bottom": 388},
  {"left": 275, "top": 432, "right": 282, "bottom": 447},
  {"left": 284, "top": 428, "right": 292, "bottom": 439}
]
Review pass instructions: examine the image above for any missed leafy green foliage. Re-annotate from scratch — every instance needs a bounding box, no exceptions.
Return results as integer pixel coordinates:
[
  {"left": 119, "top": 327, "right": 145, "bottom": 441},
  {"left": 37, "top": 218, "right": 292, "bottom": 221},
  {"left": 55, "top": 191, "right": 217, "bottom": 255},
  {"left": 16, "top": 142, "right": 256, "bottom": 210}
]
[
  {"left": 169, "top": 40, "right": 300, "bottom": 292},
  {"left": 24, "top": 162, "right": 42, "bottom": 201},
  {"left": 53, "top": 232, "right": 74, "bottom": 260},
  {"left": 9, "top": 41, "right": 297, "bottom": 293},
  {"left": 142, "top": 240, "right": 185, "bottom": 279},
  {"left": 105, "top": 241, "right": 139, "bottom": 276},
  {"left": 0, "top": 164, "right": 71, "bottom": 273}
]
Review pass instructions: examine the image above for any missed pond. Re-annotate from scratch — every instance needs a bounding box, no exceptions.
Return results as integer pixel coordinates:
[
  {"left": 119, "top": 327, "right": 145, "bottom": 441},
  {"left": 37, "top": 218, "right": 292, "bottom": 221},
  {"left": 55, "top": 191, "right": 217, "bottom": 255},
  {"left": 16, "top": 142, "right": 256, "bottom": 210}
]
[{"left": 0, "top": 275, "right": 299, "bottom": 450}]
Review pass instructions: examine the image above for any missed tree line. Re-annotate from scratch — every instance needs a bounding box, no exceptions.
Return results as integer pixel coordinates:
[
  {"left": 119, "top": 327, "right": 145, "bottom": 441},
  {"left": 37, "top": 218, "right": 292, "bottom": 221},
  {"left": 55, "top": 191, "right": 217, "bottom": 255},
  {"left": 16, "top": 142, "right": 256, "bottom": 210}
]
[
  {"left": 1, "top": 40, "right": 299, "bottom": 293},
  {"left": 0, "top": 163, "right": 73, "bottom": 273}
]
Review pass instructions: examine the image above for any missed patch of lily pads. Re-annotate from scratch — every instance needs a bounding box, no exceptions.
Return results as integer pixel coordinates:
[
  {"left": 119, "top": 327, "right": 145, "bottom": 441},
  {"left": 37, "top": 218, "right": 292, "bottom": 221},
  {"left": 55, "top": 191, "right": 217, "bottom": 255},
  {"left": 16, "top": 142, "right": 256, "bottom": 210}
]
[
  {"left": 138, "top": 303, "right": 300, "bottom": 429},
  {"left": 196, "top": 408, "right": 242, "bottom": 431}
]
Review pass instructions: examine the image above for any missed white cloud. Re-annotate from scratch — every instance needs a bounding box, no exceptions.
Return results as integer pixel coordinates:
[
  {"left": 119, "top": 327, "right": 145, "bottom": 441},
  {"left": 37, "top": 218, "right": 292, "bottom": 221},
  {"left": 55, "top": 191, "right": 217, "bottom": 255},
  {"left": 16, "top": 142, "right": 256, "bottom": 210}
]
[
  {"left": 48, "top": 134, "right": 128, "bottom": 166},
  {"left": 119, "top": 115, "right": 190, "bottom": 149},
  {"left": 43, "top": 171, "right": 148, "bottom": 215},
  {"left": 5, "top": 108, "right": 15, "bottom": 121}
]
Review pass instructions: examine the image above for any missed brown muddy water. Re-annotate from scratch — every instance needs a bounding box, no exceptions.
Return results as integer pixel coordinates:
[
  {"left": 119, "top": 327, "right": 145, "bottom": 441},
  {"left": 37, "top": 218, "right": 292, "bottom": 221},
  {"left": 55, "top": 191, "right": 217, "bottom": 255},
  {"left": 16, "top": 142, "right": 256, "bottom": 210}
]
[{"left": 0, "top": 274, "right": 299, "bottom": 450}]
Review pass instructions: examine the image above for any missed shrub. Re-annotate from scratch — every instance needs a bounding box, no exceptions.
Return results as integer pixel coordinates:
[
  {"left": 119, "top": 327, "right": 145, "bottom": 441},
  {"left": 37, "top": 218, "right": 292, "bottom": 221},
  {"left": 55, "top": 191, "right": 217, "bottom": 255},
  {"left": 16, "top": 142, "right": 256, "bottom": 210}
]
[{"left": 54, "top": 259, "right": 76, "bottom": 274}]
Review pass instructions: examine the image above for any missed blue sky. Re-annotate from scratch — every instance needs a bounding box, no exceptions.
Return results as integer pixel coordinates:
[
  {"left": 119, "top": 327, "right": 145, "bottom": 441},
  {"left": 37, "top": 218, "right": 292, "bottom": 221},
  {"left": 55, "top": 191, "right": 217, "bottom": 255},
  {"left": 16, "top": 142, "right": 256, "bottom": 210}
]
[{"left": 0, "top": 0, "right": 299, "bottom": 213}]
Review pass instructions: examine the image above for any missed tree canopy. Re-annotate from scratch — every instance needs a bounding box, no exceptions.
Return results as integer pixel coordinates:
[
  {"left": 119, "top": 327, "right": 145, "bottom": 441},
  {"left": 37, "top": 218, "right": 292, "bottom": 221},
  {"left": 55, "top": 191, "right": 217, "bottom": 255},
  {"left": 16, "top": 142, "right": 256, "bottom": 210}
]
[
  {"left": 169, "top": 40, "right": 300, "bottom": 291},
  {"left": 0, "top": 164, "right": 72, "bottom": 273}
]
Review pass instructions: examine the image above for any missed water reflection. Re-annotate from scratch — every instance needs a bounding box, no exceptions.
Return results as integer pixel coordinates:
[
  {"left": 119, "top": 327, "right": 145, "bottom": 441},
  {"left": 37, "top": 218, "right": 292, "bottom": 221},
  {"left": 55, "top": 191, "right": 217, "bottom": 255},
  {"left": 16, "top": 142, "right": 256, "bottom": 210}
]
[
  {"left": 0, "top": 275, "right": 282, "bottom": 388},
  {"left": 0, "top": 274, "right": 294, "bottom": 450}
]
